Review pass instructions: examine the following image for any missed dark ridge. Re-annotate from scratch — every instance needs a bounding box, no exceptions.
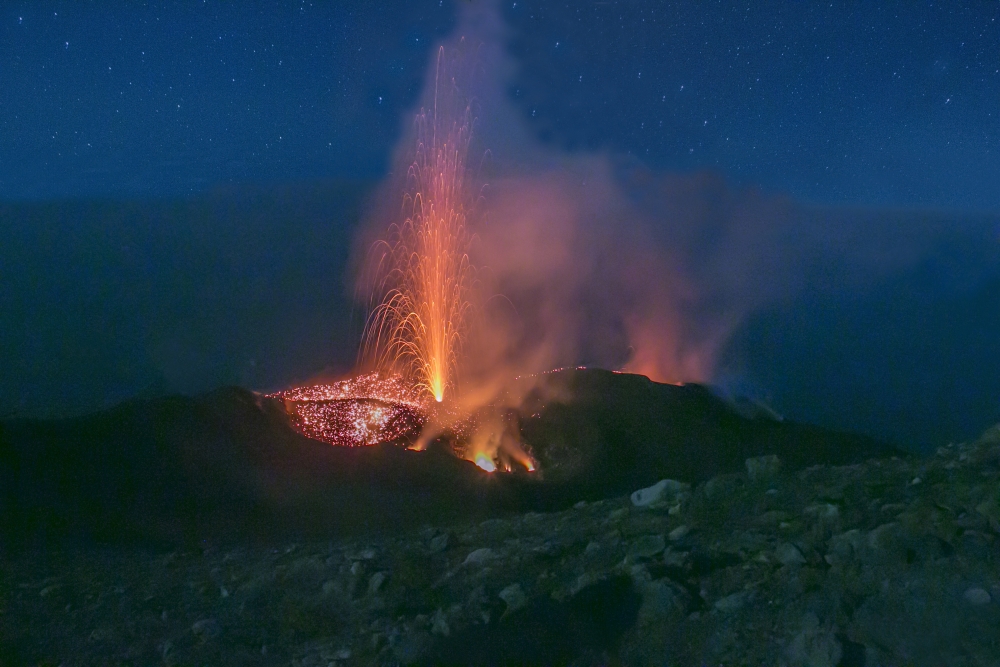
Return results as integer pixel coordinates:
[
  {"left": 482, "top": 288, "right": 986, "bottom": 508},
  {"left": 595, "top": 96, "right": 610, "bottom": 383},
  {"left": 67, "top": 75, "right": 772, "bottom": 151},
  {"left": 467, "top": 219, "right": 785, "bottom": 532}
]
[
  {"left": 515, "top": 368, "right": 896, "bottom": 491},
  {"left": 0, "top": 369, "right": 900, "bottom": 547}
]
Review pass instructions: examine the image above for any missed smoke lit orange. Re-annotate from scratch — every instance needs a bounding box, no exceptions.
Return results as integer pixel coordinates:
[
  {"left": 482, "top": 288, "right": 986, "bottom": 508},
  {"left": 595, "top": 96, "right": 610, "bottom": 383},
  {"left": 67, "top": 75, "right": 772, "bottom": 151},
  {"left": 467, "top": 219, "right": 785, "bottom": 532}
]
[
  {"left": 272, "top": 44, "right": 537, "bottom": 474},
  {"left": 362, "top": 47, "right": 476, "bottom": 404}
]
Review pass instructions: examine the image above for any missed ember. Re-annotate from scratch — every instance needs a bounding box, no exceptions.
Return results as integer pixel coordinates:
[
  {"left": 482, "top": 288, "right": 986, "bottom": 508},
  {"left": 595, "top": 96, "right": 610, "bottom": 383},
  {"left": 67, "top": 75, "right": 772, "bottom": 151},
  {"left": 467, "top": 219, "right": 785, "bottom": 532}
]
[
  {"left": 268, "top": 371, "right": 537, "bottom": 472},
  {"left": 360, "top": 45, "right": 476, "bottom": 405},
  {"left": 269, "top": 373, "right": 427, "bottom": 447},
  {"left": 273, "top": 372, "right": 426, "bottom": 408}
]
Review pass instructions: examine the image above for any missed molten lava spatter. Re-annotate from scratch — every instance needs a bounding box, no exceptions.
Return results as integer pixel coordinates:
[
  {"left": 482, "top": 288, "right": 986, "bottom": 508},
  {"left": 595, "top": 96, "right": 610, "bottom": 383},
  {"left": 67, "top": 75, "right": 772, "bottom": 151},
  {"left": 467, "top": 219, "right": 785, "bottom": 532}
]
[
  {"left": 283, "top": 46, "right": 540, "bottom": 472},
  {"left": 269, "top": 373, "right": 427, "bottom": 447},
  {"left": 269, "top": 372, "right": 538, "bottom": 474},
  {"left": 275, "top": 373, "right": 425, "bottom": 407},
  {"left": 361, "top": 46, "right": 476, "bottom": 405}
]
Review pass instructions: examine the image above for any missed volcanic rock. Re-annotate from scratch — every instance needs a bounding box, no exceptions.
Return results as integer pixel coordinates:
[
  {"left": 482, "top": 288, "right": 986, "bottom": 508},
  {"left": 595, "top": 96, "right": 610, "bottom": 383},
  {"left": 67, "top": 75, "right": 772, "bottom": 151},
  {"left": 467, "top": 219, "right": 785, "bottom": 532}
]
[
  {"left": 963, "top": 587, "right": 992, "bottom": 606},
  {"left": 774, "top": 541, "right": 807, "bottom": 566},
  {"left": 191, "top": 617, "right": 221, "bottom": 641},
  {"left": 630, "top": 478, "right": 689, "bottom": 506},
  {"left": 628, "top": 534, "right": 666, "bottom": 559},
  {"left": 461, "top": 548, "right": 496, "bottom": 567},
  {"left": 0, "top": 368, "right": 894, "bottom": 546},
  {"left": 746, "top": 453, "right": 783, "bottom": 483},
  {"left": 497, "top": 583, "right": 527, "bottom": 616},
  {"left": 2, "top": 427, "right": 1000, "bottom": 664}
]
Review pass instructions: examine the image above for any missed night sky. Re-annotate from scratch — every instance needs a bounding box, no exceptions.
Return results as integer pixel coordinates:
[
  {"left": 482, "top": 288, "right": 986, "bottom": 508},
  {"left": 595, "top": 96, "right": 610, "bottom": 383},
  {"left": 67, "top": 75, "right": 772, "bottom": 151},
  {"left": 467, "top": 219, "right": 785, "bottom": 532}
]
[
  {"left": 5, "top": 1, "right": 1000, "bottom": 208},
  {"left": 3, "top": 1, "right": 1000, "bottom": 450}
]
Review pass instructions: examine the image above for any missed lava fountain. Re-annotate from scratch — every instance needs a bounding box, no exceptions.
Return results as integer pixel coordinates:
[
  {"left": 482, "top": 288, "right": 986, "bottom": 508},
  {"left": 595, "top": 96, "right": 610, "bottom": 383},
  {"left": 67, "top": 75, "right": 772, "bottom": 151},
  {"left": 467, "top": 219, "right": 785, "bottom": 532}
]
[
  {"left": 360, "top": 46, "right": 477, "bottom": 404},
  {"left": 269, "top": 44, "right": 536, "bottom": 474}
]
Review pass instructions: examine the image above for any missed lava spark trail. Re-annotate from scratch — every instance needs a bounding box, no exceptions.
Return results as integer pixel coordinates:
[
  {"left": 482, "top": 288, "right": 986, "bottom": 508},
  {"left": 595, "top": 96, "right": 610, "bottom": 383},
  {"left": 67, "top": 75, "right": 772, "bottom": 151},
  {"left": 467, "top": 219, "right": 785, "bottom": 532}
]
[{"left": 361, "top": 46, "right": 477, "bottom": 404}]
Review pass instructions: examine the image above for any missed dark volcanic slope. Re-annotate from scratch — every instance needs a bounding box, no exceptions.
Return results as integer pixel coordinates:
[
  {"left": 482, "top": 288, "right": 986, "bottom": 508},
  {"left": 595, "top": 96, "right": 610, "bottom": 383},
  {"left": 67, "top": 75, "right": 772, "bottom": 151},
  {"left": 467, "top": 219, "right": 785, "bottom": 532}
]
[
  {"left": 0, "top": 369, "right": 897, "bottom": 546},
  {"left": 515, "top": 369, "right": 894, "bottom": 492},
  {"left": 0, "top": 389, "right": 493, "bottom": 546}
]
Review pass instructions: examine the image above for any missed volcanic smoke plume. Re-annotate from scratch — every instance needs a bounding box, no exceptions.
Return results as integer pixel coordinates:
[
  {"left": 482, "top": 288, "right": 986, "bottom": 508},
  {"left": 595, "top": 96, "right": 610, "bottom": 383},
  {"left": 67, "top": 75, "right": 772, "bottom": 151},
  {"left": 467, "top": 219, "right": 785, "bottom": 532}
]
[
  {"left": 334, "top": 0, "right": 988, "bottom": 458},
  {"left": 350, "top": 2, "right": 730, "bottom": 411},
  {"left": 346, "top": 6, "right": 747, "bottom": 450}
]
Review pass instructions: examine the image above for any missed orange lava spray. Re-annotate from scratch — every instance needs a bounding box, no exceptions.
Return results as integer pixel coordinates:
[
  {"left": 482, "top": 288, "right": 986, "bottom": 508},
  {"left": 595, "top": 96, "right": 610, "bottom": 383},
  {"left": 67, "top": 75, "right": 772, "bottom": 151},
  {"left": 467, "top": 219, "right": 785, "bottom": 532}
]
[{"left": 362, "top": 46, "right": 476, "bottom": 404}]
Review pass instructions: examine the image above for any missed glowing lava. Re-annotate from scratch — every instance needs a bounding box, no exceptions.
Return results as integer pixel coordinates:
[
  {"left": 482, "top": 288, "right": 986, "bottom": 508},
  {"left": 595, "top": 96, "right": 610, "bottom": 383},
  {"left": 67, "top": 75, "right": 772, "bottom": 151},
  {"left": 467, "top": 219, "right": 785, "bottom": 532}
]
[
  {"left": 269, "top": 373, "right": 427, "bottom": 447},
  {"left": 474, "top": 453, "right": 496, "bottom": 472},
  {"left": 269, "top": 372, "right": 538, "bottom": 474},
  {"left": 362, "top": 46, "right": 475, "bottom": 405},
  {"left": 270, "top": 46, "right": 539, "bottom": 475},
  {"left": 273, "top": 372, "right": 426, "bottom": 407}
]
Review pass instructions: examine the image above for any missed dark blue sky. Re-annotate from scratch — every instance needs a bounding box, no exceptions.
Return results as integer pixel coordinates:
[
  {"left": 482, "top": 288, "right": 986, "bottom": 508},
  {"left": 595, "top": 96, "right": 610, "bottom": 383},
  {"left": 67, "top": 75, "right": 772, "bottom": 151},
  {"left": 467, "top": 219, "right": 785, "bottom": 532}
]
[
  {"left": 0, "top": 1, "right": 455, "bottom": 198},
  {"left": 506, "top": 2, "right": 1000, "bottom": 210},
  {"left": 3, "top": 1, "right": 1000, "bottom": 450},
  {"left": 2, "top": 1, "right": 999, "bottom": 210}
]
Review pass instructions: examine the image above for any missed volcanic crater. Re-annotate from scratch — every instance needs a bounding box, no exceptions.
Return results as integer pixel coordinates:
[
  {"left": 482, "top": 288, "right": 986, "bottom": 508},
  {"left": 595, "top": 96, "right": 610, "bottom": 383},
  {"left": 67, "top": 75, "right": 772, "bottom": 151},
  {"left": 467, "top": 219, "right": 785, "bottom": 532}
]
[{"left": 2, "top": 369, "right": 998, "bottom": 666}]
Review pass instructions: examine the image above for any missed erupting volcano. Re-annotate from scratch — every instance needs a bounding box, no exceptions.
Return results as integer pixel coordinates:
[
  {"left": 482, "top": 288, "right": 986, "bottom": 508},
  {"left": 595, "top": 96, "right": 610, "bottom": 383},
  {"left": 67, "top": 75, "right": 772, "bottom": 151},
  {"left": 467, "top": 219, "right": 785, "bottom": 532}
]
[
  {"left": 271, "top": 46, "right": 491, "bottom": 459},
  {"left": 361, "top": 46, "right": 477, "bottom": 406}
]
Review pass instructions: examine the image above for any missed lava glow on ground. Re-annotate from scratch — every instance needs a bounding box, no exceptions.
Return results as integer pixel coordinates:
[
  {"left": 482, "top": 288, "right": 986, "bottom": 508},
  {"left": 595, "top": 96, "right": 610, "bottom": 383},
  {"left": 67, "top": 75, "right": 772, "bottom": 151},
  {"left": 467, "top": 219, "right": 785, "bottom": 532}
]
[
  {"left": 474, "top": 453, "right": 496, "bottom": 472},
  {"left": 267, "top": 372, "right": 537, "bottom": 474},
  {"left": 268, "top": 373, "right": 427, "bottom": 448}
]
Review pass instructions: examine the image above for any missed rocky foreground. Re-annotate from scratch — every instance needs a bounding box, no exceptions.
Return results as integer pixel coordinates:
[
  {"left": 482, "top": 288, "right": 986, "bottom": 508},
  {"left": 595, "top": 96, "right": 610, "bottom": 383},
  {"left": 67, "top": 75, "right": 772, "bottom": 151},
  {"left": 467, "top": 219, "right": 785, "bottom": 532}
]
[{"left": 3, "top": 429, "right": 1000, "bottom": 666}]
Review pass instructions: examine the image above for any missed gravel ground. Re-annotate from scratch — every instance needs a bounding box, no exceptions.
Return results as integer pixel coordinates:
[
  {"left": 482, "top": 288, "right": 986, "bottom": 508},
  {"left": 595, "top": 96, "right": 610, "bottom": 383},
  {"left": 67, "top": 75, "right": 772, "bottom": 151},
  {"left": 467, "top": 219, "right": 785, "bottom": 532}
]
[{"left": 3, "top": 429, "right": 1000, "bottom": 666}]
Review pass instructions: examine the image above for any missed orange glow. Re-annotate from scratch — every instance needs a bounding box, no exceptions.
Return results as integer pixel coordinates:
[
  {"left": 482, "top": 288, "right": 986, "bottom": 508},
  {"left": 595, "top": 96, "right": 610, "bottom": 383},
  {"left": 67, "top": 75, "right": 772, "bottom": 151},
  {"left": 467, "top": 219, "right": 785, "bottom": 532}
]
[
  {"left": 362, "top": 46, "right": 475, "bottom": 405},
  {"left": 274, "top": 46, "right": 547, "bottom": 475},
  {"left": 274, "top": 372, "right": 425, "bottom": 408},
  {"left": 269, "top": 372, "right": 427, "bottom": 447},
  {"left": 270, "top": 371, "right": 540, "bottom": 475},
  {"left": 463, "top": 410, "right": 537, "bottom": 473},
  {"left": 474, "top": 453, "right": 496, "bottom": 472}
]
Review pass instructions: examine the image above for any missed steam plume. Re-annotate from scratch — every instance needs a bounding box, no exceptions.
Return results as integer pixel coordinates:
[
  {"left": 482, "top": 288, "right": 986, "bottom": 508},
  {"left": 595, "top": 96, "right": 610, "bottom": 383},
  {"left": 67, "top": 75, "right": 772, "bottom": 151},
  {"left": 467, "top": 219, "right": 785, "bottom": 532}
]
[{"left": 355, "top": 0, "right": 999, "bottom": 434}]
